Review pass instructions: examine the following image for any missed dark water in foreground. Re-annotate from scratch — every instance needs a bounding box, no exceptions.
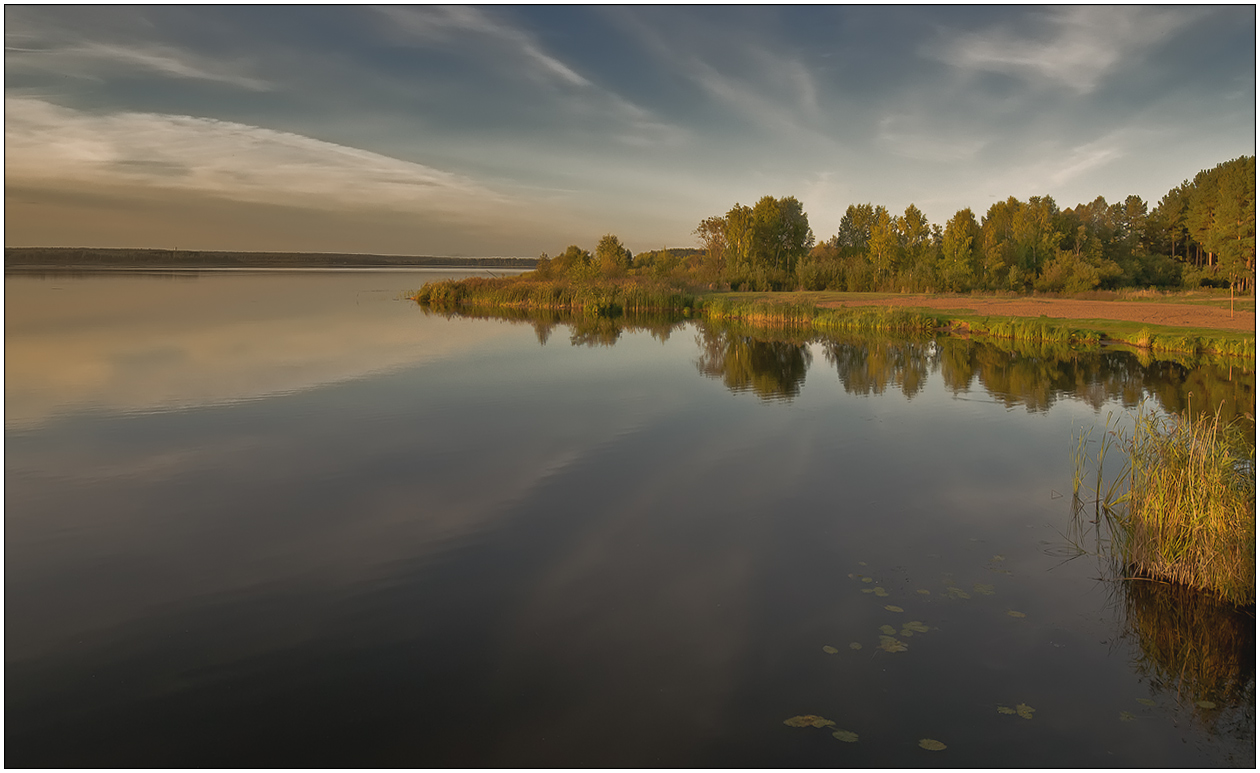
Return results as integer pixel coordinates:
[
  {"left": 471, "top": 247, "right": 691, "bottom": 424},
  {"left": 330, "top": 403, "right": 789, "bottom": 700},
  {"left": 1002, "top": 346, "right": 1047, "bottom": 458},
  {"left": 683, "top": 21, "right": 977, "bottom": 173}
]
[{"left": 5, "top": 271, "right": 1255, "bottom": 767}]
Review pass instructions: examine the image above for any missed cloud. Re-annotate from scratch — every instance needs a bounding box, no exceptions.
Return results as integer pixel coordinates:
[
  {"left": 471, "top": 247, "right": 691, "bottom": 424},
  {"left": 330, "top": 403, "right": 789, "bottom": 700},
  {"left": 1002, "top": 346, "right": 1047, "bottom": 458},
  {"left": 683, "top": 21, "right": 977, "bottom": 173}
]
[
  {"left": 5, "top": 11, "right": 271, "bottom": 90},
  {"left": 931, "top": 6, "right": 1201, "bottom": 93},
  {"left": 376, "top": 5, "right": 591, "bottom": 88},
  {"left": 876, "top": 113, "right": 988, "bottom": 163},
  {"left": 4, "top": 96, "right": 509, "bottom": 217}
]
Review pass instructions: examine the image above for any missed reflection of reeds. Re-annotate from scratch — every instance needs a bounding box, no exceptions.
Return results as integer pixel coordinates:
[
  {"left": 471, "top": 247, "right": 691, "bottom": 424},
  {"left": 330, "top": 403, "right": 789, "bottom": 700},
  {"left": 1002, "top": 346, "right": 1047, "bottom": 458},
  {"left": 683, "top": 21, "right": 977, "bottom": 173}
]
[
  {"left": 412, "top": 276, "right": 701, "bottom": 316},
  {"left": 1118, "top": 578, "right": 1255, "bottom": 720},
  {"left": 1074, "top": 408, "right": 1256, "bottom": 607}
]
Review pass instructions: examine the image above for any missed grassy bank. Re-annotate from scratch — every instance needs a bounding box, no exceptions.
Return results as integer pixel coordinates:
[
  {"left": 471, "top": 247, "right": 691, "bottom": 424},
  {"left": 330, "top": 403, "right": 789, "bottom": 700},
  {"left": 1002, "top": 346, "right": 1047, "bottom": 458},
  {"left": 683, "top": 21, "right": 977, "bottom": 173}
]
[
  {"left": 412, "top": 276, "right": 1255, "bottom": 357},
  {"left": 1075, "top": 409, "right": 1256, "bottom": 607}
]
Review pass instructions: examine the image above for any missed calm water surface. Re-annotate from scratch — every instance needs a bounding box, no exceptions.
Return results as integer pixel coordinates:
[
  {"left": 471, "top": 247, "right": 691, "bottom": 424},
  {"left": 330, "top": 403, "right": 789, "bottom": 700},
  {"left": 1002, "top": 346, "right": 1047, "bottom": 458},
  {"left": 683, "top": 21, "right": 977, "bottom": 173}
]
[{"left": 5, "top": 270, "right": 1255, "bottom": 766}]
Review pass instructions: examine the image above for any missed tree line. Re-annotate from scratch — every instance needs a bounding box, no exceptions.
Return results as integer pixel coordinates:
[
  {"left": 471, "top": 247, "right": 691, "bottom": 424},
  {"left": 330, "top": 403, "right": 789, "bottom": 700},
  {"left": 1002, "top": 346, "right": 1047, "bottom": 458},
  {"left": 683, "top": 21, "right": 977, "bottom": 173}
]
[{"left": 534, "top": 156, "right": 1254, "bottom": 295}]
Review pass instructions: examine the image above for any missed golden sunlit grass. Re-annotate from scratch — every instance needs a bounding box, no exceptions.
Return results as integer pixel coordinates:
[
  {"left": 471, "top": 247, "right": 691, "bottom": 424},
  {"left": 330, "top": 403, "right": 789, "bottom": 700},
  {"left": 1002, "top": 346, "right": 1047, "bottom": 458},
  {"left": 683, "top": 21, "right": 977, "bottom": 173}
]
[{"left": 1074, "top": 408, "right": 1256, "bottom": 607}]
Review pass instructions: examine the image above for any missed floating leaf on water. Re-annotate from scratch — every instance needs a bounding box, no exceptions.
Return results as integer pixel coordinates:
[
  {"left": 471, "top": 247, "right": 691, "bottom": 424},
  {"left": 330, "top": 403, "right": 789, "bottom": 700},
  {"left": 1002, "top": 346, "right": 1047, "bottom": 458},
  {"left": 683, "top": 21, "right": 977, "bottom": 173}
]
[
  {"left": 873, "top": 587, "right": 889, "bottom": 597},
  {"left": 973, "top": 583, "right": 995, "bottom": 595},
  {"left": 1118, "top": 711, "right": 1136, "bottom": 722},
  {"left": 1195, "top": 700, "right": 1217, "bottom": 709},
  {"left": 847, "top": 573, "right": 856, "bottom": 579},
  {"left": 918, "top": 738, "right": 946, "bottom": 751},
  {"left": 878, "top": 635, "right": 908, "bottom": 653},
  {"left": 997, "top": 706, "right": 1016, "bottom": 715},
  {"left": 861, "top": 588, "right": 875, "bottom": 594},
  {"left": 1136, "top": 698, "right": 1156, "bottom": 707},
  {"left": 879, "top": 624, "right": 897, "bottom": 635},
  {"left": 1006, "top": 610, "right": 1026, "bottom": 618},
  {"left": 1015, "top": 703, "right": 1035, "bottom": 719},
  {"left": 992, "top": 555, "right": 1005, "bottom": 561},
  {"left": 784, "top": 715, "right": 835, "bottom": 728},
  {"left": 885, "top": 605, "right": 904, "bottom": 613},
  {"left": 944, "top": 587, "right": 971, "bottom": 600},
  {"left": 832, "top": 729, "right": 859, "bottom": 743},
  {"left": 899, "top": 629, "right": 914, "bottom": 638},
  {"left": 903, "top": 621, "right": 930, "bottom": 633},
  {"left": 823, "top": 645, "right": 839, "bottom": 654},
  {"left": 861, "top": 577, "right": 873, "bottom": 583},
  {"left": 849, "top": 642, "right": 862, "bottom": 650},
  {"left": 916, "top": 589, "right": 931, "bottom": 595},
  {"left": 858, "top": 561, "right": 867, "bottom": 566}
]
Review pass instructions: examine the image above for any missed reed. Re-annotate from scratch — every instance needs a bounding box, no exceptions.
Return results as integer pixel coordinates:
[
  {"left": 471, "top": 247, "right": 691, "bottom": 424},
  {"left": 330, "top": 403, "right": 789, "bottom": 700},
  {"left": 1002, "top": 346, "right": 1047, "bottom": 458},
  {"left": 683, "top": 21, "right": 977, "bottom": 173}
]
[
  {"left": 1074, "top": 407, "right": 1256, "bottom": 607},
  {"left": 411, "top": 276, "right": 701, "bottom": 316},
  {"left": 701, "top": 297, "right": 937, "bottom": 334},
  {"left": 967, "top": 316, "right": 1102, "bottom": 346}
]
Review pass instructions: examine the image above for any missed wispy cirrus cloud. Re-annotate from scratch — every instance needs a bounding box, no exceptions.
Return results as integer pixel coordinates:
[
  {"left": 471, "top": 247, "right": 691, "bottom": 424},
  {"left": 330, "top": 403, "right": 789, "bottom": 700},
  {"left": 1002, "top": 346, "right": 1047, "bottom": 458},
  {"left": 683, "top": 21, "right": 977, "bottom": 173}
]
[
  {"left": 929, "top": 6, "right": 1202, "bottom": 94},
  {"left": 4, "top": 96, "right": 508, "bottom": 217},
  {"left": 376, "top": 5, "right": 592, "bottom": 88},
  {"left": 4, "top": 10, "right": 271, "bottom": 91}
]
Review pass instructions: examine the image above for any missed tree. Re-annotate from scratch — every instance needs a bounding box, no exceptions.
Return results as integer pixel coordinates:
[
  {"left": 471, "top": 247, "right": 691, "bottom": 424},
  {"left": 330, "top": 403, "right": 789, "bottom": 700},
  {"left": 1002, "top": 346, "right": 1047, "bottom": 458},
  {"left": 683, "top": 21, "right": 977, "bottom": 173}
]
[
  {"left": 939, "top": 208, "right": 981, "bottom": 292},
  {"left": 868, "top": 205, "right": 900, "bottom": 285},
  {"left": 595, "top": 234, "right": 632, "bottom": 277}
]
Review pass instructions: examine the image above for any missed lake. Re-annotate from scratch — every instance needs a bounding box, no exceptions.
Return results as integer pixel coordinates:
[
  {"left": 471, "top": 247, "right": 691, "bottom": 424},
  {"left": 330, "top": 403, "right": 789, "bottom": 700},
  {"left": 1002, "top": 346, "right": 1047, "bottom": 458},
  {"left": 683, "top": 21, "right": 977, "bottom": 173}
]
[{"left": 5, "top": 269, "right": 1255, "bottom": 766}]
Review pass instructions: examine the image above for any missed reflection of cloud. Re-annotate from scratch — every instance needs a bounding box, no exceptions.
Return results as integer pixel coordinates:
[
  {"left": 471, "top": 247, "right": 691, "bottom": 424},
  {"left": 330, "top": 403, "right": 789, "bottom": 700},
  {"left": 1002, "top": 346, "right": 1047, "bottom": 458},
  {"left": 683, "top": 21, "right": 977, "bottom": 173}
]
[
  {"left": 4, "top": 96, "right": 509, "bottom": 217},
  {"left": 3, "top": 272, "right": 516, "bottom": 430},
  {"left": 931, "top": 7, "right": 1200, "bottom": 93}
]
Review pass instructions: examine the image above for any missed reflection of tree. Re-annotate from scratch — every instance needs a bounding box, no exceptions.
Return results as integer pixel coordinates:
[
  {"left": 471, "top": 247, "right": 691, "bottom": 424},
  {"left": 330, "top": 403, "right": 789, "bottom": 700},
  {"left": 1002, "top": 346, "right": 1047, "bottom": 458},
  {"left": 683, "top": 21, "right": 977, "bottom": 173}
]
[
  {"left": 821, "top": 339, "right": 930, "bottom": 399},
  {"left": 418, "top": 306, "right": 688, "bottom": 348},
  {"left": 695, "top": 328, "right": 810, "bottom": 401},
  {"left": 1118, "top": 579, "right": 1255, "bottom": 742}
]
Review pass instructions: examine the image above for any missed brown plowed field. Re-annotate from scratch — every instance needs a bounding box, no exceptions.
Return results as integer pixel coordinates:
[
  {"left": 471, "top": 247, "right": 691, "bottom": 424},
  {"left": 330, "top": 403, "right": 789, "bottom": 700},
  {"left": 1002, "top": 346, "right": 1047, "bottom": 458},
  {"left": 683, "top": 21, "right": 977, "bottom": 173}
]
[{"left": 818, "top": 295, "right": 1255, "bottom": 332}]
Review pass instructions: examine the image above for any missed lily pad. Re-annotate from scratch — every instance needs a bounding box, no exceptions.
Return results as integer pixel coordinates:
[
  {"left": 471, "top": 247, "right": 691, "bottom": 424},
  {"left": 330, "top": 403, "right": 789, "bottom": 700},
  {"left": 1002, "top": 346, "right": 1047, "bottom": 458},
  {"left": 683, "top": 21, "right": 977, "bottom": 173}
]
[
  {"left": 1016, "top": 703, "right": 1035, "bottom": 719},
  {"left": 784, "top": 715, "right": 835, "bottom": 728},
  {"left": 861, "top": 577, "right": 873, "bottom": 583},
  {"left": 878, "top": 635, "right": 908, "bottom": 653},
  {"left": 992, "top": 555, "right": 1005, "bottom": 562},
  {"left": 872, "top": 587, "right": 889, "bottom": 597},
  {"left": 1119, "top": 711, "right": 1136, "bottom": 722},
  {"left": 832, "top": 729, "right": 859, "bottom": 743},
  {"left": 849, "top": 642, "right": 862, "bottom": 650},
  {"left": 885, "top": 605, "right": 904, "bottom": 613},
  {"left": 997, "top": 706, "right": 1016, "bottom": 715},
  {"left": 902, "top": 620, "right": 930, "bottom": 633},
  {"left": 944, "top": 587, "right": 971, "bottom": 600},
  {"left": 823, "top": 645, "right": 839, "bottom": 654},
  {"left": 1195, "top": 700, "right": 1217, "bottom": 709},
  {"left": 858, "top": 561, "right": 867, "bottom": 566},
  {"left": 918, "top": 738, "right": 946, "bottom": 751},
  {"left": 1006, "top": 610, "right": 1026, "bottom": 618},
  {"left": 879, "top": 624, "right": 897, "bottom": 635},
  {"left": 916, "top": 589, "right": 931, "bottom": 595},
  {"left": 1136, "top": 698, "right": 1156, "bottom": 707},
  {"left": 973, "top": 583, "right": 995, "bottom": 595}
]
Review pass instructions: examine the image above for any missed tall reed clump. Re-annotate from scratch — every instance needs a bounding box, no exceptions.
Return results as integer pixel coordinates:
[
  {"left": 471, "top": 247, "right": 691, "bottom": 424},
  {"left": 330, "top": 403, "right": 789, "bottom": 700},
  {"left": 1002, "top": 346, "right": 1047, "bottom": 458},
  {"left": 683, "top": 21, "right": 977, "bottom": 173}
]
[{"left": 1075, "top": 408, "right": 1256, "bottom": 607}]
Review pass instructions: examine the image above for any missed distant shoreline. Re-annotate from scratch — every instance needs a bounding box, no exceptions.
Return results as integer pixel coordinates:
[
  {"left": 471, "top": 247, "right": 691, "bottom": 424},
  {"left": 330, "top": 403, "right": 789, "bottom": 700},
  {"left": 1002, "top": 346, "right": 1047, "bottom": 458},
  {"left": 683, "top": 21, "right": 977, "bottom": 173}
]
[{"left": 4, "top": 247, "right": 537, "bottom": 271}]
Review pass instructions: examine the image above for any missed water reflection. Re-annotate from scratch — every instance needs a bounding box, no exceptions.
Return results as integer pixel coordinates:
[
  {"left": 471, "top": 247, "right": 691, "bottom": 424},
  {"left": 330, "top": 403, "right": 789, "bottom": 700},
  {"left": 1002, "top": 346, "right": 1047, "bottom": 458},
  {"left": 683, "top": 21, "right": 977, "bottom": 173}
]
[
  {"left": 694, "top": 327, "right": 811, "bottom": 401},
  {"left": 427, "top": 306, "right": 1255, "bottom": 427},
  {"left": 1118, "top": 579, "right": 1255, "bottom": 743}
]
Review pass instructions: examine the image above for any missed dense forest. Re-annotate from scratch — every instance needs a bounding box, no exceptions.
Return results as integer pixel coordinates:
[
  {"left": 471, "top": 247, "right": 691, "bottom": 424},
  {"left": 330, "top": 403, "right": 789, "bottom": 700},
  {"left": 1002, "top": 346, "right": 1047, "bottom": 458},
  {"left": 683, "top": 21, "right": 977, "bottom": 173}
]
[{"left": 543, "top": 156, "right": 1255, "bottom": 296}]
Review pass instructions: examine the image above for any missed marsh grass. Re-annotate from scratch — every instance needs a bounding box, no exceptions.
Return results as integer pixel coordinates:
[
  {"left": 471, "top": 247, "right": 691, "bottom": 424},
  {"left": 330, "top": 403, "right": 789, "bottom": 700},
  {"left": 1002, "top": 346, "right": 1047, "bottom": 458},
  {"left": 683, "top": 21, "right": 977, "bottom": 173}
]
[
  {"left": 966, "top": 316, "right": 1102, "bottom": 346},
  {"left": 412, "top": 276, "right": 701, "bottom": 316},
  {"left": 1074, "top": 407, "right": 1256, "bottom": 607},
  {"left": 702, "top": 296, "right": 937, "bottom": 334}
]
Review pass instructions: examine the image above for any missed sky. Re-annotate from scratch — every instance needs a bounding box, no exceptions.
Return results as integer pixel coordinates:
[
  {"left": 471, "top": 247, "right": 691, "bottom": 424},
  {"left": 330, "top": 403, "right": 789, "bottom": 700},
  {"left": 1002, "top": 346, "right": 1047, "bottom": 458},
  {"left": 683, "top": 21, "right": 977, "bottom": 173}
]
[{"left": 5, "top": 5, "right": 1256, "bottom": 257}]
